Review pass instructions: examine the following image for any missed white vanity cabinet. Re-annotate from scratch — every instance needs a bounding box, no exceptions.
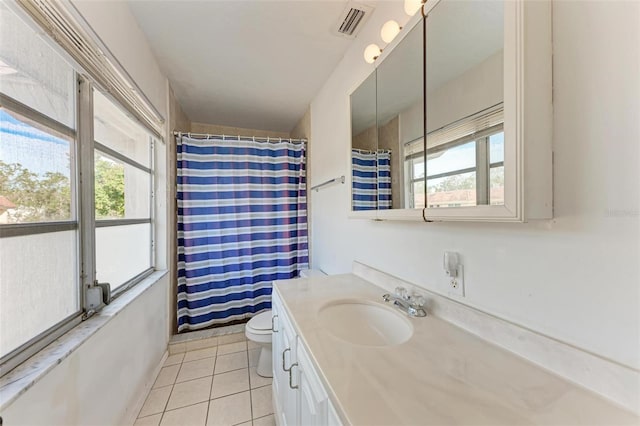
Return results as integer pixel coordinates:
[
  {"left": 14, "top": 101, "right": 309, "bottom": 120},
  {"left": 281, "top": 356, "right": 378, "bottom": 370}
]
[
  {"left": 272, "top": 292, "right": 298, "bottom": 426},
  {"left": 272, "top": 290, "right": 342, "bottom": 426},
  {"left": 296, "top": 342, "right": 330, "bottom": 426}
]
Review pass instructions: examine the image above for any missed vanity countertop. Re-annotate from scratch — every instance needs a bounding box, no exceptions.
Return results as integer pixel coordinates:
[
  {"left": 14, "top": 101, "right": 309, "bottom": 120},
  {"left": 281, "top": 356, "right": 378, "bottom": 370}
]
[{"left": 274, "top": 274, "right": 638, "bottom": 426}]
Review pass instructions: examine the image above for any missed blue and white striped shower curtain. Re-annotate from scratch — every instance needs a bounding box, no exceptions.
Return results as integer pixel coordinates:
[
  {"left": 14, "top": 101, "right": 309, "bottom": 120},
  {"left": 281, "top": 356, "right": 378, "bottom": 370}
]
[
  {"left": 351, "top": 149, "right": 392, "bottom": 210},
  {"left": 377, "top": 151, "right": 392, "bottom": 209},
  {"left": 176, "top": 135, "right": 308, "bottom": 332}
]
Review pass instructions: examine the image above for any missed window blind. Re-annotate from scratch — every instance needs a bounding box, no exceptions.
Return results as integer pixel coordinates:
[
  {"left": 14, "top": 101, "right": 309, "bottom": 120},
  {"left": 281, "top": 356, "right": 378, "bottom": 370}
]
[
  {"left": 427, "top": 104, "right": 504, "bottom": 152},
  {"left": 15, "top": 0, "right": 165, "bottom": 136},
  {"left": 404, "top": 137, "right": 424, "bottom": 158}
]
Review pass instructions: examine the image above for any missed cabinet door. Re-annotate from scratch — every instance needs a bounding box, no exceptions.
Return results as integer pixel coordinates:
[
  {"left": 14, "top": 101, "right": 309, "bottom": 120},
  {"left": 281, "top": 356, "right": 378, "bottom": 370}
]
[
  {"left": 271, "top": 294, "right": 284, "bottom": 423},
  {"left": 272, "top": 292, "right": 298, "bottom": 426},
  {"left": 296, "top": 341, "right": 328, "bottom": 426}
]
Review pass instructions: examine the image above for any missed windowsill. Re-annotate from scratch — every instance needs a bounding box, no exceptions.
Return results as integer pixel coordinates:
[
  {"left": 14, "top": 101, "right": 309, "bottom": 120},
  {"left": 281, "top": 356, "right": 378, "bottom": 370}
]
[{"left": 0, "top": 270, "right": 168, "bottom": 411}]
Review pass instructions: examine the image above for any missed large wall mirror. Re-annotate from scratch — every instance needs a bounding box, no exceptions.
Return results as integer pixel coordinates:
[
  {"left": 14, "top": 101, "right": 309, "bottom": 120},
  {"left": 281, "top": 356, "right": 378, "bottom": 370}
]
[
  {"left": 350, "top": 17, "right": 425, "bottom": 212},
  {"left": 349, "top": 0, "right": 552, "bottom": 221},
  {"left": 425, "top": 0, "right": 504, "bottom": 209},
  {"left": 350, "top": 73, "right": 378, "bottom": 211}
]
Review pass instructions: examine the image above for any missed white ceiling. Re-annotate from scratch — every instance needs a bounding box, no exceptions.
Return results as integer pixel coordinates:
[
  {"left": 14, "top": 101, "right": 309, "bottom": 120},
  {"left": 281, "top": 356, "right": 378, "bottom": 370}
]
[{"left": 127, "top": 0, "right": 359, "bottom": 133}]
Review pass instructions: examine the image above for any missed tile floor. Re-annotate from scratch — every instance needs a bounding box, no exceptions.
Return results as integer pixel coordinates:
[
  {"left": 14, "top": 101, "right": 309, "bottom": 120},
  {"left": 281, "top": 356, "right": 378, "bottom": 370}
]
[{"left": 135, "top": 333, "right": 275, "bottom": 426}]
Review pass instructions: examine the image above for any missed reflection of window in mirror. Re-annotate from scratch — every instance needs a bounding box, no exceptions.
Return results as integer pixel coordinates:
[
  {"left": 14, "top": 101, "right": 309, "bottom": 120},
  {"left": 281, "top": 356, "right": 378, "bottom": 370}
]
[
  {"left": 425, "top": 0, "right": 504, "bottom": 210},
  {"left": 403, "top": 138, "right": 425, "bottom": 208},
  {"left": 426, "top": 105, "right": 504, "bottom": 208}
]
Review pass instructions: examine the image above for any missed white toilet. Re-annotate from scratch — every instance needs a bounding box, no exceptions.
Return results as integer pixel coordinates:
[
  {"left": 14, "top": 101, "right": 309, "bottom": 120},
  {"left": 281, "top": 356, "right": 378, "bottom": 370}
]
[
  {"left": 244, "top": 310, "right": 273, "bottom": 377},
  {"left": 245, "top": 269, "right": 325, "bottom": 377}
]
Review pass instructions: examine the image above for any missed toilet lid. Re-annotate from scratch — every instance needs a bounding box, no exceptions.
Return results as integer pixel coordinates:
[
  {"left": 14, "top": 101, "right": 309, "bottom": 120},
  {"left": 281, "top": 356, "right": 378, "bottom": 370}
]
[{"left": 247, "top": 310, "right": 272, "bottom": 331}]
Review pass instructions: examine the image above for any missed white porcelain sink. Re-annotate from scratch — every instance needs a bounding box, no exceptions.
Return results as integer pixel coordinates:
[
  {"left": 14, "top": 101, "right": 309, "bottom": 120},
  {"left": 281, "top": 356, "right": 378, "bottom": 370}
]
[{"left": 317, "top": 299, "right": 414, "bottom": 346}]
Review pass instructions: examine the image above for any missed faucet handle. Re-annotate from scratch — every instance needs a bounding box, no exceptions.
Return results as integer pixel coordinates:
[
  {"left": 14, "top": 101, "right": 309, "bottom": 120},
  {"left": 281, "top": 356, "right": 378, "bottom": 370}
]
[
  {"left": 412, "top": 294, "right": 426, "bottom": 307},
  {"left": 395, "top": 286, "right": 408, "bottom": 299}
]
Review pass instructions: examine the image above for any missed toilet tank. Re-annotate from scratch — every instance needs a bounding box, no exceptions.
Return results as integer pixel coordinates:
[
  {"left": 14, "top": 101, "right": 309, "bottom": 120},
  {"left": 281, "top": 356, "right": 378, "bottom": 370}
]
[{"left": 299, "top": 269, "right": 326, "bottom": 278}]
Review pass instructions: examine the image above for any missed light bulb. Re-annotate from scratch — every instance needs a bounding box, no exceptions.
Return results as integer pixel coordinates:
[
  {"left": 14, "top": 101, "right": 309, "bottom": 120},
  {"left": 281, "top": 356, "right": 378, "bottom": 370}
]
[
  {"left": 380, "top": 20, "right": 401, "bottom": 43},
  {"left": 363, "top": 43, "right": 381, "bottom": 64},
  {"left": 404, "top": 0, "right": 423, "bottom": 16}
]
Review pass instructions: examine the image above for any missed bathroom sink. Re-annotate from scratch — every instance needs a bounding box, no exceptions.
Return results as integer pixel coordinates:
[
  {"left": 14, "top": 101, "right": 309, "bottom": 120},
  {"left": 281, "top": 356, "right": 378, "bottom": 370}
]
[{"left": 318, "top": 300, "right": 413, "bottom": 346}]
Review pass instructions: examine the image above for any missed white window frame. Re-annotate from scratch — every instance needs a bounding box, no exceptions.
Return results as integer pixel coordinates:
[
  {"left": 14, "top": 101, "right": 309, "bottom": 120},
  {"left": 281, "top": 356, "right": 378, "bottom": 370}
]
[
  {"left": 0, "top": 80, "right": 84, "bottom": 375},
  {"left": 92, "top": 89, "right": 156, "bottom": 298},
  {"left": 403, "top": 139, "right": 425, "bottom": 209},
  {"left": 424, "top": 110, "right": 505, "bottom": 209}
]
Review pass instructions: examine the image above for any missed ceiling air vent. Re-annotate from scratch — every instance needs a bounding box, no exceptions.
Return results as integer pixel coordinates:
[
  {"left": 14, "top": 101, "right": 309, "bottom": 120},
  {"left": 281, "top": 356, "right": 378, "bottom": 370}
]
[{"left": 334, "top": 2, "right": 374, "bottom": 39}]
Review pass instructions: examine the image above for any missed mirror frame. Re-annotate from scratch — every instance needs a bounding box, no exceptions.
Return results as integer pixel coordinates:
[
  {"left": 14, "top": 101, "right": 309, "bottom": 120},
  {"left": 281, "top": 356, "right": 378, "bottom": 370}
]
[{"left": 347, "top": 0, "right": 552, "bottom": 222}]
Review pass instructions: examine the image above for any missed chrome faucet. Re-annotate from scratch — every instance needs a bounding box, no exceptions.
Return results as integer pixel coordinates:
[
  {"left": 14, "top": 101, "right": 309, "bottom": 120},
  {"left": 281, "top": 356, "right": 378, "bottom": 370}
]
[{"left": 382, "top": 287, "right": 427, "bottom": 317}]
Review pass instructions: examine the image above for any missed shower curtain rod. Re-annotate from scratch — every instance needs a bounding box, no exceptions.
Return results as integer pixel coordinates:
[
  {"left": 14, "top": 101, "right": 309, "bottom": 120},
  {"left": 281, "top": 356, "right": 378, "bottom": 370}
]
[
  {"left": 351, "top": 148, "right": 393, "bottom": 154},
  {"left": 174, "top": 131, "right": 306, "bottom": 144}
]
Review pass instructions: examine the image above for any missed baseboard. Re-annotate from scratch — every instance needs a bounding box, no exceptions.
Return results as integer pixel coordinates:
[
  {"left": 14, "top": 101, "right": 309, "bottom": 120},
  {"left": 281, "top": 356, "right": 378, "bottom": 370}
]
[{"left": 122, "top": 350, "right": 168, "bottom": 426}]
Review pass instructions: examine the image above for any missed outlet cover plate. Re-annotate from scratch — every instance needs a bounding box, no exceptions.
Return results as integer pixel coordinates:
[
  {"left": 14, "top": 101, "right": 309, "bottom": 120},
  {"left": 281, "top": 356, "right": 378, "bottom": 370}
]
[{"left": 446, "top": 265, "right": 465, "bottom": 297}]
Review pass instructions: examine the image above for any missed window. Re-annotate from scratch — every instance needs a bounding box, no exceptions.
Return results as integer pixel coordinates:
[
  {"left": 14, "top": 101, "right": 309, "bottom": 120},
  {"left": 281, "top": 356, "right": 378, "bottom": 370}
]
[
  {"left": 425, "top": 106, "right": 504, "bottom": 208},
  {"left": 0, "top": 4, "right": 158, "bottom": 375},
  {"left": 93, "top": 90, "right": 155, "bottom": 293},
  {"left": 489, "top": 132, "right": 504, "bottom": 205},
  {"left": 0, "top": 3, "right": 76, "bottom": 129},
  {"left": 0, "top": 2, "right": 80, "bottom": 366},
  {"left": 403, "top": 137, "right": 425, "bottom": 209}
]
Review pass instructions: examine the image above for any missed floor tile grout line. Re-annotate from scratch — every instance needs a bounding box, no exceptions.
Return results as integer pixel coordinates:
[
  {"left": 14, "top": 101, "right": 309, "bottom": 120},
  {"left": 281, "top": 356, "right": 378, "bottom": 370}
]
[
  {"left": 204, "top": 352, "right": 214, "bottom": 426},
  {"left": 217, "top": 346, "right": 249, "bottom": 357},
  {"left": 181, "top": 355, "right": 217, "bottom": 366},
  {"left": 250, "top": 384, "right": 273, "bottom": 421},
  {"left": 246, "top": 348, "right": 254, "bottom": 423},
  {"left": 164, "top": 371, "right": 212, "bottom": 413},
  {"left": 250, "top": 383, "right": 271, "bottom": 391},
  {"left": 136, "top": 383, "right": 174, "bottom": 419},
  {"left": 214, "top": 365, "right": 248, "bottom": 375},
  {"left": 156, "top": 355, "right": 183, "bottom": 423},
  {"left": 138, "top": 335, "right": 253, "bottom": 423},
  {"left": 210, "top": 385, "right": 252, "bottom": 401},
  {"left": 175, "top": 355, "right": 216, "bottom": 384},
  {"left": 161, "top": 399, "right": 210, "bottom": 414},
  {"left": 157, "top": 383, "right": 174, "bottom": 424}
]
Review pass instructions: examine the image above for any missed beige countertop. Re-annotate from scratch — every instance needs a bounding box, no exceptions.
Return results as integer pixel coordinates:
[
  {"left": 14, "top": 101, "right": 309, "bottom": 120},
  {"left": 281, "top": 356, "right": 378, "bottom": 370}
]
[{"left": 274, "top": 274, "right": 639, "bottom": 426}]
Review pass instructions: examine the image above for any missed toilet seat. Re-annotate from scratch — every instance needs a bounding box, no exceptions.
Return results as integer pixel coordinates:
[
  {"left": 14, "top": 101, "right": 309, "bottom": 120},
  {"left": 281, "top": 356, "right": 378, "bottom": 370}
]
[
  {"left": 247, "top": 310, "right": 271, "bottom": 331},
  {"left": 246, "top": 310, "right": 272, "bottom": 342}
]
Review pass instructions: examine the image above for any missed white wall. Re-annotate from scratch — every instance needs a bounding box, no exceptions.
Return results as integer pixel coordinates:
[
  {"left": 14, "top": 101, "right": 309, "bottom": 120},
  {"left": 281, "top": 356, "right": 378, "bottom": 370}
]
[
  {"left": 310, "top": 0, "right": 640, "bottom": 371},
  {"left": 399, "top": 49, "right": 503, "bottom": 144},
  {"left": 1, "top": 276, "right": 170, "bottom": 425},
  {"left": 427, "top": 50, "right": 503, "bottom": 133}
]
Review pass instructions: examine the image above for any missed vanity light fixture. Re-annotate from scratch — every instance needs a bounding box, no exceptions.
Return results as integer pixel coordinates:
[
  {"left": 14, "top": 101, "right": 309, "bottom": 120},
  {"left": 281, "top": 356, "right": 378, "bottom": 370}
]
[
  {"left": 380, "top": 20, "right": 402, "bottom": 43},
  {"left": 363, "top": 43, "right": 382, "bottom": 64},
  {"left": 404, "top": 0, "right": 425, "bottom": 16}
]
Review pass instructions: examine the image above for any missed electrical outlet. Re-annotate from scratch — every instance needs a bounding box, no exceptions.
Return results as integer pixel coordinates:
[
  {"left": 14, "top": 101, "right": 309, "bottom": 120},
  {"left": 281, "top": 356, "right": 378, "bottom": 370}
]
[{"left": 447, "top": 265, "right": 465, "bottom": 297}]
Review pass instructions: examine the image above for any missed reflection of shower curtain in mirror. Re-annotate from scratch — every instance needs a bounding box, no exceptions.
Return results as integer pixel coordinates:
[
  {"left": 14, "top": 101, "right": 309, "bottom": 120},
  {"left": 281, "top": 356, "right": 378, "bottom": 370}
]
[
  {"left": 376, "top": 150, "right": 392, "bottom": 210},
  {"left": 176, "top": 135, "right": 308, "bottom": 331},
  {"left": 351, "top": 149, "right": 392, "bottom": 210}
]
